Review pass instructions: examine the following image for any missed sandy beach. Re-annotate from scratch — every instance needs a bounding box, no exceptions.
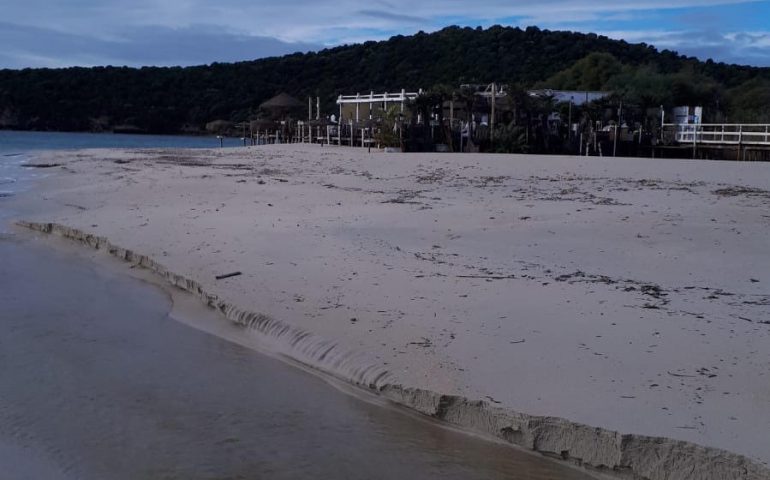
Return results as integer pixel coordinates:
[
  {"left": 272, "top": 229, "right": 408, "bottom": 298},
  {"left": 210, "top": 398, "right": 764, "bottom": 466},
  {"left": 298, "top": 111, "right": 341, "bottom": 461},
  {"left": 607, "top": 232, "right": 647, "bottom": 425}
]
[{"left": 9, "top": 144, "right": 770, "bottom": 477}]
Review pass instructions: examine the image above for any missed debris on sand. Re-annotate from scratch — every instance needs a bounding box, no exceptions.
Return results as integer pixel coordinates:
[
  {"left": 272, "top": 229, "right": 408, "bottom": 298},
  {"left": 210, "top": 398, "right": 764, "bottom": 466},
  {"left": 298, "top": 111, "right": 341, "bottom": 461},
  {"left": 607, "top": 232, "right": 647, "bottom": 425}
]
[{"left": 713, "top": 186, "right": 770, "bottom": 199}]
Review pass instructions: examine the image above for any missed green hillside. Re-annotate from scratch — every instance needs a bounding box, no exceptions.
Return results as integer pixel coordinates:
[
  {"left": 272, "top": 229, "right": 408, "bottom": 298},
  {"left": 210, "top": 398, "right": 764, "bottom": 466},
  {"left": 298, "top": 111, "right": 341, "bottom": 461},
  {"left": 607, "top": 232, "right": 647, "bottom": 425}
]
[{"left": 1, "top": 25, "right": 768, "bottom": 133}]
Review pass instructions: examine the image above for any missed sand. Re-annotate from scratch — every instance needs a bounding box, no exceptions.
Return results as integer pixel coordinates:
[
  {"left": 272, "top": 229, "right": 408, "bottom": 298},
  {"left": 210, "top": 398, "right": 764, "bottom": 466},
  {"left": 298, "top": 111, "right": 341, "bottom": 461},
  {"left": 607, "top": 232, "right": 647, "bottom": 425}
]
[{"left": 9, "top": 144, "right": 770, "bottom": 476}]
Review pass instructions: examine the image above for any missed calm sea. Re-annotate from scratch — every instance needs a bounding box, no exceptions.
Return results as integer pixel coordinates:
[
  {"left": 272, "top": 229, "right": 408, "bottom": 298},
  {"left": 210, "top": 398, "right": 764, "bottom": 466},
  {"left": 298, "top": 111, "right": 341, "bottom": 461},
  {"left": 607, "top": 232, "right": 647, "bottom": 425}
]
[
  {"left": 0, "top": 237, "right": 595, "bottom": 480},
  {"left": 0, "top": 130, "right": 242, "bottom": 154},
  {"left": 0, "top": 130, "right": 243, "bottom": 198}
]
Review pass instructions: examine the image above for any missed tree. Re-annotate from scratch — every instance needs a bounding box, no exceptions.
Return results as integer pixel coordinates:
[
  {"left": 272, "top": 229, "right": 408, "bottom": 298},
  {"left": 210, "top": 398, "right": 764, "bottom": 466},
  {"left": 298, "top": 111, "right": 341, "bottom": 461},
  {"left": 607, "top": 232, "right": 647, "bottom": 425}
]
[{"left": 537, "top": 52, "right": 623, "bottom": 91}]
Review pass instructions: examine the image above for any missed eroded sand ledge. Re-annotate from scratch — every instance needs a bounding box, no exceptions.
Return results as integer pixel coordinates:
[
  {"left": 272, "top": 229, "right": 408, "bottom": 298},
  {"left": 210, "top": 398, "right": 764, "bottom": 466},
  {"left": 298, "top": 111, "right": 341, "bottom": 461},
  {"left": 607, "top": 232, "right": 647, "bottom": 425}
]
[
  {"left": 17, "top": 218, "right": 768, "bottom": 480},
  {"left": 9, "top": 144, "right": 770, "bottom": 478}
]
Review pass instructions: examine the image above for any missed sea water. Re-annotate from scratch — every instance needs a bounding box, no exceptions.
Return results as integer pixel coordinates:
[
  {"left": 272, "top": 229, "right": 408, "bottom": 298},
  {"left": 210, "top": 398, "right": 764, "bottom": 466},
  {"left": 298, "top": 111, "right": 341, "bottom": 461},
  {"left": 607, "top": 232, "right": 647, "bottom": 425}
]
[
  {"left": 0, "top": 131, "right": 595, "bottom": 479},
  {"left": 0, "top": 130, "right": 241, "bottom": 203},
  {"left": 0, "top": 237, "right": 596, "bottom": 480}
]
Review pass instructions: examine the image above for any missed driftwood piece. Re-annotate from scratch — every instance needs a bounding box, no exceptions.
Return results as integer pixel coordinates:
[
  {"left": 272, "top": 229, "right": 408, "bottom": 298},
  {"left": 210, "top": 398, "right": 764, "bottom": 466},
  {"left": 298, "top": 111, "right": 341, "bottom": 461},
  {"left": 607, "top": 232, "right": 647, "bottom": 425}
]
[
  {"left": 456, "top": 274, "right": 516, "bottom": 280},
  {"left": 215, "top": 271, "right": 242, "bottom": 280}
]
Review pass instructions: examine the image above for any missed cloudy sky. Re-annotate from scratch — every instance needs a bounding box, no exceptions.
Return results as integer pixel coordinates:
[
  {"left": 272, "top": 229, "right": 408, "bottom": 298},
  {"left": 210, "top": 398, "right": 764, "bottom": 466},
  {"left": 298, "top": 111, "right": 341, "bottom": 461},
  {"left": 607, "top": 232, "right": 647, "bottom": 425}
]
[{"left": 1, "top": 0, "right": 769, "bottom": 69}]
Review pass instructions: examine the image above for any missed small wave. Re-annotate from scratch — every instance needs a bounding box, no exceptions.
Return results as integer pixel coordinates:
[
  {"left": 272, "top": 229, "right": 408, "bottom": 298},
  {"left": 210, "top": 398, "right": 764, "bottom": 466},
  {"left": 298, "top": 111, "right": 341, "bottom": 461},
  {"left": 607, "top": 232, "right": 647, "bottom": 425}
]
[
  {"left": 1, "top": 154, "right": 32, "bottom": 168},
  {"left": 0, "top": 177, "right": 18, "bottom": 184}
]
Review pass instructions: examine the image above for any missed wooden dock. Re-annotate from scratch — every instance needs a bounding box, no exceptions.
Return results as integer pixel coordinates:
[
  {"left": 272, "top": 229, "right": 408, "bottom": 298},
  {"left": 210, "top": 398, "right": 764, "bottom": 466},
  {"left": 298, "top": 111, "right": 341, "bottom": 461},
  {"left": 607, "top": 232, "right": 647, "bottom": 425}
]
[{"left": 663, "top": 123, "right": 770, "bottom": 161}]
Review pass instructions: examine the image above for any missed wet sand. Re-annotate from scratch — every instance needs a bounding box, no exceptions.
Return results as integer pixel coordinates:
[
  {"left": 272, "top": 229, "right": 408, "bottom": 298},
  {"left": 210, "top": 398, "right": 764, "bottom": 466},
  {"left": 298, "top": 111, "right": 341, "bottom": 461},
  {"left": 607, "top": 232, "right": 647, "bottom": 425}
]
[
  {"left": 0, "top": 234, "right": 595, "bottom": 480},
  {"left": 6, "top": 143, "right": 770, "bottom": 477}
]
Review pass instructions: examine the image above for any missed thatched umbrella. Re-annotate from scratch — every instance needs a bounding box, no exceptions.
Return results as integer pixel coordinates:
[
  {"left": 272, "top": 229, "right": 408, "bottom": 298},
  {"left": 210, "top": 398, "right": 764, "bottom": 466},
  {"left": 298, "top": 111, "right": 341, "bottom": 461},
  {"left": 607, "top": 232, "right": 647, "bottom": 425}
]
[
  {"left": 250, "top": 118, "right": 277, "bottom": 130},
  {"left": 259, "top": 93, "right": 304, "bottom": 120}
]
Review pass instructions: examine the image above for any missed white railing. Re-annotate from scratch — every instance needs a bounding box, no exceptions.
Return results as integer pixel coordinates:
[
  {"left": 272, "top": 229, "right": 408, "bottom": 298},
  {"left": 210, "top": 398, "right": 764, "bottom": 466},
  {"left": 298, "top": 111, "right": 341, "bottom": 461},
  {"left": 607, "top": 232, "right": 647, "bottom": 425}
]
[
  {"left": 666, "top": 123, "right": 770, "bottom": 146},
  {"left": 337, "top": 90, "right": 421, "bottom": 104}
]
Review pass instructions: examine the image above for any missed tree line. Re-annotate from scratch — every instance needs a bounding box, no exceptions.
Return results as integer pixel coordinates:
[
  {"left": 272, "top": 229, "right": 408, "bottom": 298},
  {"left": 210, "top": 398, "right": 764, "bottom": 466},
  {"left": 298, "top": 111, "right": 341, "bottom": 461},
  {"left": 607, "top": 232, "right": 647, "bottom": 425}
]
[{"left": 0, "top": 25, "right": 768, "bottom": 134}]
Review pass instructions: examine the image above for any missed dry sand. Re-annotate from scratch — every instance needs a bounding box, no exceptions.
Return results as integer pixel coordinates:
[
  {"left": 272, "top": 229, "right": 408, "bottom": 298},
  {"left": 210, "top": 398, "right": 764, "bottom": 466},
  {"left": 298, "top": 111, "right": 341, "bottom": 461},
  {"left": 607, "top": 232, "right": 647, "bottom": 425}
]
[{"left": 9, "top": 144, "right": 770, "bottom": 475}]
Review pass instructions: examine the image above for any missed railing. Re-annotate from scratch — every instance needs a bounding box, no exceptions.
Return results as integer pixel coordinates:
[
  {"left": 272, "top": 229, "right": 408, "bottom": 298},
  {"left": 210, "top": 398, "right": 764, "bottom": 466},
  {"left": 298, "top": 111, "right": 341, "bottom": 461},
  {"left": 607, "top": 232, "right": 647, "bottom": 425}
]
[
  {"left": 337, "top": 90, "right": 421, "bottom": 104},
  {"left": 666, "top": 123, "right": 770, "bottom": 146}
]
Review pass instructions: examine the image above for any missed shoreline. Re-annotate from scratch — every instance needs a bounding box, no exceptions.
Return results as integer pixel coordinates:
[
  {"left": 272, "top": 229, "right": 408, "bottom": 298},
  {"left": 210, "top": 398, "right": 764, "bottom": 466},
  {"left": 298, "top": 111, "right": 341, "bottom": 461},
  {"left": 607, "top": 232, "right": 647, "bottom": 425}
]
[
  {"left": 6, "top": 143, "right": 770, "bottom": 478},
  {"left": 4, "top": 232, "right": 597, "bottom": 480},
  {"left": 17, "top": 220, "right": 769, "bottom": 480}
]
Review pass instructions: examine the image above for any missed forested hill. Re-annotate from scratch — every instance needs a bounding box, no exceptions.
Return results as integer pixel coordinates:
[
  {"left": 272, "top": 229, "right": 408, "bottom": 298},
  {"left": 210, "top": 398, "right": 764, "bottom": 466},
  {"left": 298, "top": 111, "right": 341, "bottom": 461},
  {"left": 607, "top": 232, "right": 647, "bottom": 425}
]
[{"left": 1, "top": 25, "right": 768, "bottom": 133}]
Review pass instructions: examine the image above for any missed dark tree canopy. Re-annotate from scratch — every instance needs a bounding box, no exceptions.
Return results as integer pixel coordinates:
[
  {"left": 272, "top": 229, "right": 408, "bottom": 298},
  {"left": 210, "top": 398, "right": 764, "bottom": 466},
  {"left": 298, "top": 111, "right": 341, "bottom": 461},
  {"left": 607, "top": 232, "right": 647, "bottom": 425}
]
[{"left": 1, "top": 25, "right": 768, "bottom": 133}]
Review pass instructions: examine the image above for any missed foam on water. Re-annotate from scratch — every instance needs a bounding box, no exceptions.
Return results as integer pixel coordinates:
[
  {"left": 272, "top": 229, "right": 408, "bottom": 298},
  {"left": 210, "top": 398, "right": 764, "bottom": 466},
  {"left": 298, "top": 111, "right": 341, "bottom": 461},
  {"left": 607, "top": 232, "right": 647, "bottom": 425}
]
[{"left": 0, "top": 152, "right": 35, "bottom": 195}]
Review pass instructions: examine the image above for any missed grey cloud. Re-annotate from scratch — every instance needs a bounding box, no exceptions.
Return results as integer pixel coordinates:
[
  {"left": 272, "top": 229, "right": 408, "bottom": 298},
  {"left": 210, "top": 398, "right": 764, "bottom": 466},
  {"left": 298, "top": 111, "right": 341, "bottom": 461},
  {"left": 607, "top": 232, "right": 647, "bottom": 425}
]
[
  {"left": 357, "top": 9, "right": 426, "bottom": 24},
  {"left": 1, "top": 0, "right": 768, "bottom": 68},
  {"left": 0, "top": 22, "right": 320, "bottom": 68},
  {"left": 642, "top": 30, "right": 770, "bottom": 66}
]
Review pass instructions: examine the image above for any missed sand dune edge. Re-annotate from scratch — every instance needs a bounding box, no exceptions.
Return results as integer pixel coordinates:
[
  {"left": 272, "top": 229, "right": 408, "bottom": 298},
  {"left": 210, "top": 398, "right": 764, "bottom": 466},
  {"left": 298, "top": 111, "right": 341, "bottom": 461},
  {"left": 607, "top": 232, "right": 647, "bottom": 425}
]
[{"left": 18, "top": 220, "right": 769, "bottom": 480}]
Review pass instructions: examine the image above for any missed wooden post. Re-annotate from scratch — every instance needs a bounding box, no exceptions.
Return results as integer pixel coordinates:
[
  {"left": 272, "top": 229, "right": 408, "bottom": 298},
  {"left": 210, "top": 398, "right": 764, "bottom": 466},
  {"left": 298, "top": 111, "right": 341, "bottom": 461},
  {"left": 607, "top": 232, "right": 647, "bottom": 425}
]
[
  {"left": 490, "top": 82, "right": 496, "bottom": 145},
  {"left": 308, "top": 97, "right": 312, "bottom": 121},
  {"left": 356, "top": 93, "right": 360, "bottom": 123},
  {"left": 316, "top": 97, "right": 320, "bottom": 120},
  {"left": 660, "top": 106, "right": 665, "bottom": 142},
  {"left": 613, "top": 124, "right": 618, "bottom": 157},
  {"left": 338, "top": 101, "right": 342, "bottom": 146},
  {"left": 459, "top": 121, "right": 464, "bottom": 153},
  {"left": 594, "top": 122, "right": 598, "bottom": 152},
  {"left": 349, "top": 120, "right": 353, "bottom": 146},
  {"left": 693, "top": 124, "right": 697, "bottom": 159}
]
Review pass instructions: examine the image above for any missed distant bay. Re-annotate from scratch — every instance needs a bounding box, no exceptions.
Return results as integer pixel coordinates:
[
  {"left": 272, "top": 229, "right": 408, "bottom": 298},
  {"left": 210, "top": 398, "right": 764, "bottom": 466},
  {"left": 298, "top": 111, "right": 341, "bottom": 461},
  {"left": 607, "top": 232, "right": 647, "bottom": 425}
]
[{"left": 0, "top": 130, "right": 243, "bottom": 155}]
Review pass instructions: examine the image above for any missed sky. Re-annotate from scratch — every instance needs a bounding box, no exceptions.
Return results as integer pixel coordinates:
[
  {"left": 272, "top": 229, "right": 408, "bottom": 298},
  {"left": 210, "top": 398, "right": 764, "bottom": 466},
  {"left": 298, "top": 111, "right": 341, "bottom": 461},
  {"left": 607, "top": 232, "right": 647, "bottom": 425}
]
[{"left": 0, "top": 0, "right": 769, "bottom": 69}]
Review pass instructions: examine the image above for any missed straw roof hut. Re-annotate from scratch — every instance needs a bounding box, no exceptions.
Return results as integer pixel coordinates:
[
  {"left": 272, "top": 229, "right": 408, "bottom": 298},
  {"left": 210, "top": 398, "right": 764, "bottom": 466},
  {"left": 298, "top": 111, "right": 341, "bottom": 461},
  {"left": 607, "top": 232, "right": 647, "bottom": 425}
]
[
  {"left": 250, "top": 118, "right": 277, "bottom": 130},
  {"left": 259, "top": 93, "right": 304, "bottom": 120},
  {"left": 259, "top": 92, "right": 303, "bottom": 109}
]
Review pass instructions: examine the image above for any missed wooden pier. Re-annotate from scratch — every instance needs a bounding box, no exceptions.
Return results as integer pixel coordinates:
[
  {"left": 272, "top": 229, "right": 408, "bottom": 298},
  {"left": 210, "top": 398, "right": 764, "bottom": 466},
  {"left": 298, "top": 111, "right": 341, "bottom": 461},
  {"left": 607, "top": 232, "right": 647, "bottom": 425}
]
[{"left": 664, "top": 123, "right": 770, "bottom": 161}]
